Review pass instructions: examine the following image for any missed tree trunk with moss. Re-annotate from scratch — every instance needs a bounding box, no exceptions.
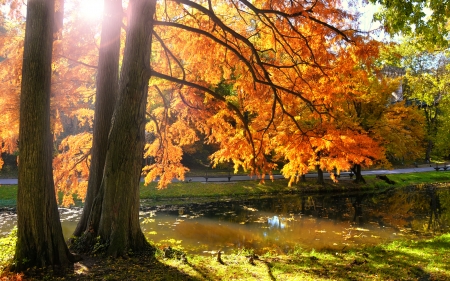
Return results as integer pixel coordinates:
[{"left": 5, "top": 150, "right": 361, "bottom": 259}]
[{"left": 15, "top": 0, "right": 74, "bottom": 271}]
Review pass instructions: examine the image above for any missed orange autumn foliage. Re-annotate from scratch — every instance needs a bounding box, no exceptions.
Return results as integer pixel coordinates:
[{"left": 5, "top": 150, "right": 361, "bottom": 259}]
[
  {"left": 0, "top": 0, "right": 426, "bottom": 204},
  {"left": 144, "top": 0, "right": 387, "bottom": 187},
  {"left": 0, "top": 17, "right": 22, "bottom": 168},
  {"left": 1, "top": 1, "right": 98, "bottom": 204}
]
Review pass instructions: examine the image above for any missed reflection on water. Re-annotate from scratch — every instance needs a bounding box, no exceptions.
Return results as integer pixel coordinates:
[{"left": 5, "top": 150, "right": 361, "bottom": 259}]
[
  {"left": 1, "top": 186, "right": 449, "bottom": 255},
  {"left": 268, "top": 216, "right": 285, "bottom": 229}
]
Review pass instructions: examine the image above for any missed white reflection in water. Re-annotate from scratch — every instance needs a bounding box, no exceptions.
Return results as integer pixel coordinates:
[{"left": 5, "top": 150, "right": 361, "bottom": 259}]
[{"left": 268, "top": 216, "right": 285, "bottom": 229}]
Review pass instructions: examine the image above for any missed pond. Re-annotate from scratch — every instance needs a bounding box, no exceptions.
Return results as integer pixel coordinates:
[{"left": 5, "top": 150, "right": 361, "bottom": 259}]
[{"left": 1, "top": 185, "right": 449, "bottom": 255}]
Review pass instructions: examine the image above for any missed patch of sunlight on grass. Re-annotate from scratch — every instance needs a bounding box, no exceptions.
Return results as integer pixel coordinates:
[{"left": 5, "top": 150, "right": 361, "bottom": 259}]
[
  {"left": 0, "top": 227, "right": 16, "bottom": 275},
  {"left": 152, "top": 234, "right": 450, "bottom": 280}
]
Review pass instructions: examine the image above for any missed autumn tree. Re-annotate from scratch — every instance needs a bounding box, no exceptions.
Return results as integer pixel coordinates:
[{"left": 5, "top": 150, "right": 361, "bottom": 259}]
[
  {"left": 51, "top": 0, "right": 105, "bottom": 206},
  {"left": 67, "top": 0, "right": 390, "bottom": 256},
  {"left": 70, "top": 0, "right": 157, "bottom": 257},
  {"left": 15, "top": 0, "right": 74, "bottom": 270},
  {"left": 380, "top": 40, "right": 449, "bottom": 161},
  {"left": 368, "top": 0, "right": 450, "bottom": 159},
  {"left": 271, "top": 39, "right": 389, "bottom": 184},
  {"left": 0, "top": 0, "right": 101, "bottom": 204},
  {"left": 142, "top": 0, "right": 392, "bottom": 188},
  {"left": 73, "top": 0, "right": 123, "bottom": 237},
  {"left": 405, "top": 53, "right": 450, "bottom": 161},
  {"left": 0, "top": 5, "right": 23, "bottom": 169}
]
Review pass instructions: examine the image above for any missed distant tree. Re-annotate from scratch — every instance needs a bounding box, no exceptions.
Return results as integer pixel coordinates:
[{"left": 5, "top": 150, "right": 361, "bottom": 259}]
[
  {"left": 381, "top": 40, "right": 449, "bottom": 161},
  {"left": 0, "top": 8, "right": 22, "bottom": 169}
]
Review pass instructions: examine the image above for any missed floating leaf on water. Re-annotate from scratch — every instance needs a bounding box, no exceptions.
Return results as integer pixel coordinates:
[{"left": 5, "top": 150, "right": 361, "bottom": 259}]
[
  {"left": 239, "top": 222, "right": 246, "bottom": 224},
  {"left": 243, "top": 206, "right": 258, "bottom": 212},
  {"left": 354, "top": 227, "right": 370, "bottom": 232},
  {"left": 142, "top": 218, "right": 155, "bottom": 224},
  {"left": 254, "top": 217, "right": 266, "bottom": 223}
]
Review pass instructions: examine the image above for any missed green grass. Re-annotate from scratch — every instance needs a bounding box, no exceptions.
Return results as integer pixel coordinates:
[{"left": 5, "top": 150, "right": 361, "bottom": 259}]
[
  {"left": 382, "top": 172, "right": 450, "bottom": 186},
  {"left": 1, "top": 230, "right": 449, "bottom": 280},
  {"left": 140, "top": 179, "right": 295, "bottom": 199},
  {"left": 0, "top": 227, "right": 16, "bottom": 275},
  {"left": 157, "top": 234, "right": 450, "bottom": 281},
  {"left": 0, "top": 185, "right": 17, "bottom": 207}
]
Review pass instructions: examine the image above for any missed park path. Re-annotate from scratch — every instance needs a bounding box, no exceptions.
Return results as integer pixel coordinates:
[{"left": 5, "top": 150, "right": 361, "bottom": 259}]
[{"left": 0, "top": 166, "right": 442, "bottom": 185}]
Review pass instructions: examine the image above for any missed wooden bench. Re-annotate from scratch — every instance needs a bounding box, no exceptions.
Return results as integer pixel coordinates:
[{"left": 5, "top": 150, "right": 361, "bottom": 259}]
[
  {"left": 434, "top": 163, "right": 449, "bottom": 171},
  {"left": 204, "top": 171, "right": 232, "bottom": 182},
  {"left": 334, "top": 171, "right": 354, "bottom": 179}
]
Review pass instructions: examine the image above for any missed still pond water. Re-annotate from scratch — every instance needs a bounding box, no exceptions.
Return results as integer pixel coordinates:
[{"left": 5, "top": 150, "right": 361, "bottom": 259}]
[{"left": 1, "top": 186, "right": 449, "bottom": 255}]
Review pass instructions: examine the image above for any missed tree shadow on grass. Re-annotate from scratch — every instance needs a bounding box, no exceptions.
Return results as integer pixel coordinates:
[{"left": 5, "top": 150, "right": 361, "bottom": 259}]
[
  {"left": 184, "top": 260, "right": 216, "bottom": 281},
  {"left": 19, "top": 254, "right": 204, "bottom": 281},
  {"left": 261, "top": 259, "right": 277, "bottom": 281},
  {"left": 14, "top": 236, "right": 449, "bottom": 280}
]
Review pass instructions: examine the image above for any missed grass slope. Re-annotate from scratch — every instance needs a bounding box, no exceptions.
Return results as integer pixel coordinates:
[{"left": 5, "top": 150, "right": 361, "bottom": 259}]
[{"left": 1, "top": 232, "right": 449, "bottom": 280}]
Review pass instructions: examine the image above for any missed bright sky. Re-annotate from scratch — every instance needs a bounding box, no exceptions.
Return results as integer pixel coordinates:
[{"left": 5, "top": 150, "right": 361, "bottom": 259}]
[
  {"left": 357, "top": 2, "right": 382, "bottom": 32},
  {"left": 351, "top": 0, "right": 393, "bottom": 42},
  {"left": 0, "top": 0, "right": 104, "bottom": 22},
  {"left": 78, "top": 0, "right": 104, "bottom": 21},
  {"left": 0, "top": 0, "right": 389, "bottom": 41}
]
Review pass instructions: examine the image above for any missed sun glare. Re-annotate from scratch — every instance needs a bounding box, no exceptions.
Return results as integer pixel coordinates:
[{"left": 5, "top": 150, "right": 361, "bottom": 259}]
[{"left": 79, "top": 0, "right": 104, "bottom": 21}]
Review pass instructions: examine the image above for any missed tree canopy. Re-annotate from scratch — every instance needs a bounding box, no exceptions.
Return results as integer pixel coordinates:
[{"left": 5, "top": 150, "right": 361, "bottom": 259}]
[
  {"left": 0, "top": 0, "right": 429, "bottom": 194},
  {"left": 370, "top": 0, "right": 450, "bottom": 47}
]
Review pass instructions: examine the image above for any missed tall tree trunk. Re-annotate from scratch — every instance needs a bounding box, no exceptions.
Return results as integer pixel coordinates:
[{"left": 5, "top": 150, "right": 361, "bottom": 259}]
[
  {"left": 300, "top": 174, "right": 306, "bottom": 182},
  {"left": 15, "top": 0, "right": 73, "bottom": 271},
  {"left": 82, "top": 0, "right": 157, "bottom": 257},
  {"left": 352, "top": 164, "right": 366, "bottom": 184},
  {"left": 316, "top": 165, "right": 324, "bottom": 185},
  {"left": 425, "top": 140, "right": 433, "bottom": 163},
  {"left": 73, "top": 0, "right": 122, "bottom": 238}
]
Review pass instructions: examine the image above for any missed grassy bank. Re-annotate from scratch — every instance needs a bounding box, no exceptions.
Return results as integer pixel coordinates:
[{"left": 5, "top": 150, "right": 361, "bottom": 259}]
[
  {"left": 158, "top": 233, "right": 450, "bottom": 281},
  {"left": 1, "top": 231, "right": 449, "bottom": 280},
  {"left": 1, "top": 171, "right": 450, "bottom": 207},
  {"left": 141, "top": 171, "right": 450, "bottom": 199}
]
